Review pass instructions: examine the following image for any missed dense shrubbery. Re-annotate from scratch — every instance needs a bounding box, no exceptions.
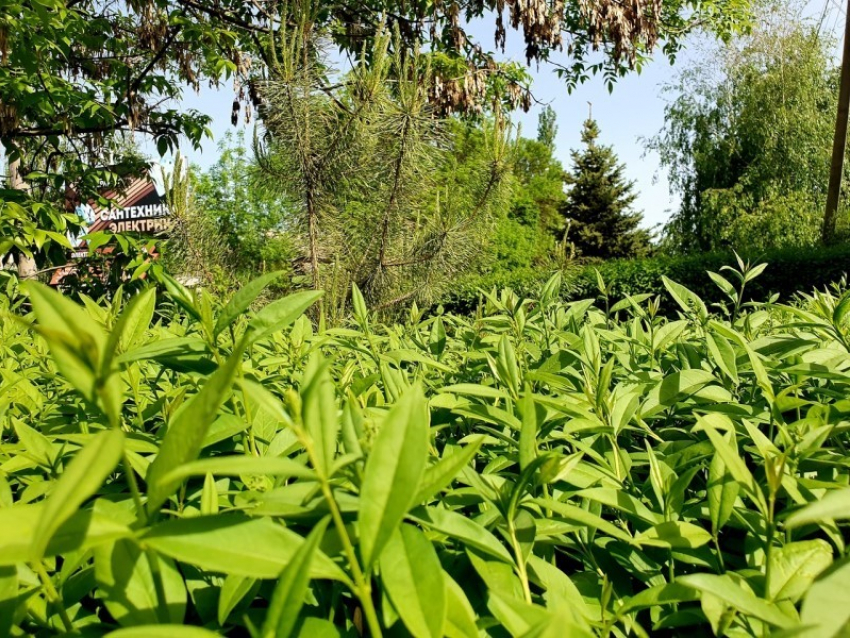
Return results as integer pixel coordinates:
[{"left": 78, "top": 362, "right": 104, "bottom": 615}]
[
  {"left": 3, "top": 264, "right": 850, "bottom": 636},
  {"left": 445, "top": 243, "right": 850, "bottom": 314}
]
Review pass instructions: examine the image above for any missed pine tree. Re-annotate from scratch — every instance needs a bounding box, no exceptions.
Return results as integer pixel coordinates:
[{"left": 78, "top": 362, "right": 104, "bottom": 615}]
[{"left": 561, "top": 119, "right": 651, "bottom": 260}]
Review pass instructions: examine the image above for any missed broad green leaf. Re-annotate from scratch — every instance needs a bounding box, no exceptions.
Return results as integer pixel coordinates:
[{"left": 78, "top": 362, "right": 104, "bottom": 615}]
[
  {"left": 677, "top": 574, "right": 793, "bottom": 628},
  {"left": 787, "top": 488, "right": 850, "bottom": 527},
  {"left": 142, "top": 515, "right": 347, "bottom": 582},
  {"left": 662, "top": 276, "right": 708, "bottom": 322},
  {"left": 487, "top": 590, "right": 552, "bottom": 636},
  {"left": 531, "top": 498, "right": 634, "bottom": 543},
  {"left": 115, "top": 287, "right": 157, "bottom": 354},
  {"left": 413, "top": 437, "right": 483, "bottom": 505},
  {"left": 467, "top": 550, "right": 525, "bottom": 600},
  {"left": 25, "top": 281, "right": 106, "bottom": 390},
  {"left": 0, "top": 505, "right": 131, "bottom": 564},
  {"left": 706, "top": 331, "right": 739, "bottom": 384},
  {"left": 146, "top": 344, "right": 244, "bottom": 515},
  {"left": 410, "top": 505, "right": 513, "bottom": 563},
  {"left": 295, "top": 618, "right": 342, "bottom": 638},
  {"left": 246, "top": 290, "right": 323, "bottom": 345},
  {"left": 618, "top": 582, "right": 699, "bottom": 615},
  {"left": 708, "top": 453, "right": 739, "bottom": 535},
  {"left": 157, "top": 455, "right": 314, "bottom": 487},
  {"left": 94, "top": 539, "right": 186, "bottom": 626},
  {"left": 261, "top": 518, "right": 329, "bottom": 638},
  {"left": 380, "top": 524, "right": 446, "bottom": 638},
  {"left": 359, "top": 385, "right": 429, "bottom": 570},
  {"left": 351, "top": 283, "right": 369, "bottom": 324},
  {"left": 301, "top": 356, "right": 339, "bottom": 478},
  {"left": 0, "top": 565, "right": 16, "bottom": 638},
  {"left": 577, "top": 488, "right": 662, "bottom": 524},
  {"left": 439, "top": 384, "right": 511, "bottom": 399},
  {"left": 697, "top": 414, "right": 767, "bottom": 515},
  {"left": 31, "top": 428, "right": 124, "bottom": 559},
  {"left": 105, "top": 627, "right": 220, "bottom": 638},
  {"left": 637, "top": 521, "right": 712, "bottom": 549},
  {"left": 768, "top": 540, "right": 832, "bottom": 603},
  {"left": 444, "top": 574, "right": 478, "bottom": 638},
  {"left": 800, "top": 558, "right": 850, "bottom": 638},
  {"left": 217, "top": 575, "right": 258, "bottom": 626},
  {"left": 519, "top": 389, "right": 537, "bottom": 470},
  {"left": 12, "top": 419, "right": 54, "bottom": 467},
  {"left": 214, "top": 270, "right": 285, "bottom": 337},
  {"left": 497, "top": 336, "right": 520, "bottom": 397}
]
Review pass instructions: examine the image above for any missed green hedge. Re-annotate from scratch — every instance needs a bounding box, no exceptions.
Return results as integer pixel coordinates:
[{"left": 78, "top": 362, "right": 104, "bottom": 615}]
[{"left": 442, "top": 243, "right": 850, "bottom": 313}]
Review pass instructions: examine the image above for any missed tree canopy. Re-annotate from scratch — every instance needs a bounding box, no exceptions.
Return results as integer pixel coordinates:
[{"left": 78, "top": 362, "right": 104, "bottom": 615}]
[
  {"left": 648, "top": 9, "right": 842, "bottom": 253},
  {"left": 562, "top": 118, "right": 651, "bottom": 260}
]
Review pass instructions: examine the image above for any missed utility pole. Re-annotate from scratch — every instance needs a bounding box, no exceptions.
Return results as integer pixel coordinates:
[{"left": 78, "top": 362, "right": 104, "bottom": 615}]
[{"left": 823, "top": 0, "right": 850, "bottom": 243}]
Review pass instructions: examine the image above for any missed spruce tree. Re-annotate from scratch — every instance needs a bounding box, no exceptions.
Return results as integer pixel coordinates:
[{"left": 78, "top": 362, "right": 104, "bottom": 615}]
[{"left": 562, "top": 119, "right": 651, "bottom": 259}]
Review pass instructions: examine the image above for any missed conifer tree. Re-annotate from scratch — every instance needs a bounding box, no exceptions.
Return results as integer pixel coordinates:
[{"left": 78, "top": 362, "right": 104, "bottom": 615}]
[{"left": 561, "top": 119, "right": 651, "bottom": 259}]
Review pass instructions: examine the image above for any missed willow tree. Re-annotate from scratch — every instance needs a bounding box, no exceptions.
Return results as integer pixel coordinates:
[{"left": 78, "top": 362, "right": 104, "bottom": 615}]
[{"left": 254, "top": 13, "right": 511, "bottom": 317}]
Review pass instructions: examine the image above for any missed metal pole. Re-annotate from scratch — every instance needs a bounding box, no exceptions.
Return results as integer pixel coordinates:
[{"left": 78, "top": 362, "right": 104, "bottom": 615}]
[{"left": 823, "top": 0, "right": 850, "bottom": 243}]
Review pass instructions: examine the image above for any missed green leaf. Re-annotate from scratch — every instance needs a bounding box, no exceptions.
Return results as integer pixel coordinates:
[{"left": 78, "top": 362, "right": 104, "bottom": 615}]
[
  {"left": 800, "top": 558, "right": 850, "bottom": 638},
  {"left": 636, "top": 521, "right": 712, "bottom": 549},
  {"left": 217, "top": 575, "right": 257, "bottom": 626},
  {"left": 677, "top": 574, "right": 793, "bottom": 628},
  {"left": 116, "top": 287, "right": 157, "bottom": 353},
  {"left": 94, "top": 539, "right": 186, "bottom": 626},
  {"left": 359, "top": 385, "right": 429, "bottom": 570},
  {"left": 157, "top": 455, "right": 313, "bottom": 486},
  {"left": 380, "top": 524, "right": 447, "bottom": 638},
  {"left": 31, "top": 429, "right": 124, "bottom": 559},
  {"left": 531, "top": 498, "right": 634, "bottom": 543},
  {"left": 708, "top": 453, "right": 739, "bottom": 535},
  {"left": 519, "top": 389, "right": 537, "bottom": 470},
  {"left": 261, "top": 517, "right": 329, "bottom": 638},
  {"left": 787, "top": 488, "right": 850, "bottom": 527},
  {"left": 706, "top": 331, "right": 739, "bottom": 384},
  {"left": 0, "top": 565, "right": 16, "bottom": 638},
  {"left": 443, "top": 573, "right": 478, "bottom": 638},
  {"left": 697, "top": 414, "right": 766, "bottom": 515},
  {"left": 0, "top": 505, "right": 131, "bottom": 565},
  {"left": 25, "top": 281, "right": 104, "bottom": 400},
  {"left": 142, "top": 514, "right": 347, "bottom": 583},
  {"left": 246, "top": 290, "right": 323, "bottom": 345},
  {"left": 146, "top": 344, "right": 244, "bottom": 515},
  {"left": 768, "top": 540, "right": 833, "bottom": 603},
  {"left": 409, "top": 506, "right": 513, "bottom": 563},
  {"left": 301, "top": 356, "right": 339, "bottom": 479},
  {"left": 105, "top": 627, "right": 221, "bottom": 638},
  {"left": 413, "top": 437, "right": 484, "bottom": 505},
  {"left": 618, "top": 582, "right": 699, "bottom": 615},
  {"left": 662, "top": 276, "right": 708, "bottom": 322},
  {"left": 214, "top": 270, "right": 285, "bottom": 337},
  {"left": 351, "top": 283, "right": 368, "bottom": 324}
]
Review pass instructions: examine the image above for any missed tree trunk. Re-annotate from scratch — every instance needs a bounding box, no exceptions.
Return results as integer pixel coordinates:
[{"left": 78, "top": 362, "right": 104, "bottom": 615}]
[
  {"left": 822, "top": 0, "right": 850, "bottom": 243},
  {"left": 8, "top": 158, "right": 38, "bottom": 279}
]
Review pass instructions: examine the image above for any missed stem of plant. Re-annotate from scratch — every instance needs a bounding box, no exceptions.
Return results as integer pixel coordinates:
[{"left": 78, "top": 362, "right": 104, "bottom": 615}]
[
  {"left": 296, "top": 424, "right": 382, "bottom": 637},
  {"left": 34, "top": 561, "right": 75, "bottom": 633},
  {"left": 507, "top": 521, "right": 533, "bottom": 604}
]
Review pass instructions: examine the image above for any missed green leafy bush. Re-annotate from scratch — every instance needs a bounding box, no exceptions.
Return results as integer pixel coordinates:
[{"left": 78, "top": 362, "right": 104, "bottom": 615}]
[
  {"left": 445, "top": 243, "right": 850, "bottom": 315},
  {"left": 3, "top": 265, "right": 850, "bottom": 636}
]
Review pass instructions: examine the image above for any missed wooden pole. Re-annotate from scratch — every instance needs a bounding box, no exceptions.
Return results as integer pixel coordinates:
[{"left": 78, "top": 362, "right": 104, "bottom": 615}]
[{"left": 823, "top": 0, "right": 850, "bottom": 243}]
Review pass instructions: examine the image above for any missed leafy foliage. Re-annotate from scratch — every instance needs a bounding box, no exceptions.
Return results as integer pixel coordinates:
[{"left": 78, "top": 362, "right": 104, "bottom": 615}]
[
  {"left": 4, "top": 256, "right": 850, "bottom": 635},
  {"left": 648, "top": 8, "right": 842, "bottom": 252},
  {"left": 444, "top": 242, "right": 850, "bottom": 315}
]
